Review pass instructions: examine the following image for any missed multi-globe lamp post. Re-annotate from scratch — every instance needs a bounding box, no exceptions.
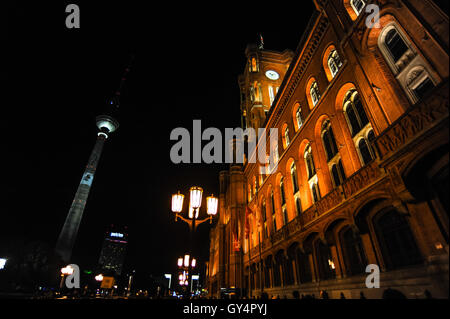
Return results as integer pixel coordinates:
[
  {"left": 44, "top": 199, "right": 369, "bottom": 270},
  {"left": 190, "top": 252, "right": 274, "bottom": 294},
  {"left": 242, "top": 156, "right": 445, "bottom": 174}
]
[
  {"left": 171, "top": 187, "right": 218, "bottom": 297},
  {"left": 177, "top": 254, "right": 197, "bottom": 294},
  {"left": 171, "top": 187, "right": 218, "bottom": 232}
]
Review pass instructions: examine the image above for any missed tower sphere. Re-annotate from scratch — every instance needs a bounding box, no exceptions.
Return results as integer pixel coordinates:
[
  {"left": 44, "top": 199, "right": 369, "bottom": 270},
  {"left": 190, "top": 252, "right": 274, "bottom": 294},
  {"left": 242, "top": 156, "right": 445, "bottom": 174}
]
[{"left": 96, "top": 115, "right": 119, "bottom": 135}]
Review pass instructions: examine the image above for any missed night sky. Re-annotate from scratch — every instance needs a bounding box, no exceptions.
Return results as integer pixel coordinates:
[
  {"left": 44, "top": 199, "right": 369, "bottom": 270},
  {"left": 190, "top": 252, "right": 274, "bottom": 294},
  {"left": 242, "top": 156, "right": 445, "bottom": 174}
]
[{"left": 4, "top": 2, "right": 316, "bottom": 283}]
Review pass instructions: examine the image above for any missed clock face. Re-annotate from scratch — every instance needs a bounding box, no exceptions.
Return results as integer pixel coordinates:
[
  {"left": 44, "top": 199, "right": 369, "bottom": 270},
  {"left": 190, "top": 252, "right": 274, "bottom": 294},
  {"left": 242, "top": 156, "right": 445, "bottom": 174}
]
[{"left": 265, "top": 70, "right": 279, "bottom": 80}]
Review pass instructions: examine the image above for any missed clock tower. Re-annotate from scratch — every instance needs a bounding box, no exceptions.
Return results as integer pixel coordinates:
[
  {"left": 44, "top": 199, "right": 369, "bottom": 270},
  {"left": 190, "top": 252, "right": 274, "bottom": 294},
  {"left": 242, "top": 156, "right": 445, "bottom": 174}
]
[{"left": 238, "top": 43, "right": 294, "bottom": 132}]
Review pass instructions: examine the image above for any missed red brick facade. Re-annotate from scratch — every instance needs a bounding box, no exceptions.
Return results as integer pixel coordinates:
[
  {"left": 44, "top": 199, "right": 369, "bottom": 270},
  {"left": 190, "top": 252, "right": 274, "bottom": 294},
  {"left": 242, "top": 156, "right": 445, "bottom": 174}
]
[{"left": 207, "top": 0, "right": 448, "bottom": 299}]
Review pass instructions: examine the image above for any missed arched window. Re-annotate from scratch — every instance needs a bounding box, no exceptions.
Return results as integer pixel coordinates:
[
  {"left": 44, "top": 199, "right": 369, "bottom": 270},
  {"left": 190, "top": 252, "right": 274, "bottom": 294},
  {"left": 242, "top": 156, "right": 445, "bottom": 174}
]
[
  {"left": 250, "top": 57, "right": 258, "bottom": 72},
  {"left": 269, "top": 86, "right": 275, "bottom": 105},
  {"left": 284, "top": 127, "right": 290, "bottom": 147},
  {"left": 322, "top": 120, "right": 339, "bottom": 162},
  {"left": 271, "top": 190, "right": 277, "bottom": 231},
  {"left": 311, "top": 182, "right": 321, "bottom": 202},
  {"left": 374, "top": 208, "right": 422, "bottom": 270},
  {"left": 296, "top": 248, "right": 312, "bottom": 283},
  {"left": 378, "top": 24, "right": 437, "bottom": 103},
  {"left": 315, "top": 241, "right": 336, "bottom": 280},
  {"left": 304, "top": 145, "right": 316, "bottom": 180},
  {"left": 350, "top": 0, "right": 365, "bottom": 16},
  {"left": 341, "top": 227, "right": 367, "bottom": 276},
  {"left": 384, "top": 28, "right": 409, "bottom": 64},
  {"left": 295, "top": 106, "right": 303, "bottom": 130},
  {"left": 328, "top": 50, "right": 343, "bottom": 78},
  {"left": 280, "top": 178, "right": 286, "bottom": 206},
  {"left": 291, "top": 163, "right": 299, "bottom": 194},
  {"left": 331, "top": 159, "right": 346, "bottom": 187},
  {"left": 310, "top": 81, "right": 321, "bottom": 107},
  {"left": 343, "top": 89, "right": 369, "bottom": 137},
  {"left": 262, "top": 200, "right": 268, "bottom": 239},
  {"left": 358, "top": 138, "right": 373, "bottom": 166},
  {"left": 295, "top": 197, "right": 302, "bottom": 216}
]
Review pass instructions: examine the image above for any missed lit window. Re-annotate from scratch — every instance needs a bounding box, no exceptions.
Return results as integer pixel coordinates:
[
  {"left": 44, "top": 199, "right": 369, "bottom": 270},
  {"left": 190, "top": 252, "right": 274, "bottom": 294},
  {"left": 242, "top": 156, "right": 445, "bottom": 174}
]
[
  {"left": 304, "top": 145, "right": 316, "bottom": 180},
  {"left": 269, "top": 86, "right": 275, "bottom": 105},
  {"left": 280, "top": 178, "right": 286, "bottom": 206},
  {"left": 343, "top": 89, "right": 369, "bottom": 137},
  {"left": 311, "top": 182, "right": 321, "bottom": 203},
  {"left": 321, "top": 121, "right": 339, "bottom": 162},
  {"left": 310, "top": 81, "right": 320, "bottom": 106},
  {"left": 351, "top": 0, "right": 365, "bottom": 16},
  {"left": 331, "top": 160, "right": 346, "bottom": 187},
  {"left": 291, "top": 163, "right": 299, "bottom": 194},
  {"left": 284, "top": 127, "right": 290, "bottom": 147},
  {"left": 379, "top": 24, "right": 437, "bottom": 103},
  {"left": 295, "top": 106, "right": 303, "bottom": 130},
  {"left": 328, "top": 50, "right": 343, "bottom": 78}
]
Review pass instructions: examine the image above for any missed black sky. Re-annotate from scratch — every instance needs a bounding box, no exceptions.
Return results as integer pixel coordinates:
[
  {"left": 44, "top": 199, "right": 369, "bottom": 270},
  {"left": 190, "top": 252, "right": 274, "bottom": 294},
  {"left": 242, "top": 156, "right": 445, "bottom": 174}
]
[{"left": 4, "top": 1, "right": 316, "bottom": 281}]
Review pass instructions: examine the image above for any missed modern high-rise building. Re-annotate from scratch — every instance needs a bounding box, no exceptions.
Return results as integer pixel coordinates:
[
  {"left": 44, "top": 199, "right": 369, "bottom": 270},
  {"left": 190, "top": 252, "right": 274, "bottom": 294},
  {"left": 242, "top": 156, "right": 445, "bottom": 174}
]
[
  {"left": 98, "top": 226, "right": 128, "bottom": 276},
  {"left": 207, "top": 0, "right": 448, "bottom": 299}
]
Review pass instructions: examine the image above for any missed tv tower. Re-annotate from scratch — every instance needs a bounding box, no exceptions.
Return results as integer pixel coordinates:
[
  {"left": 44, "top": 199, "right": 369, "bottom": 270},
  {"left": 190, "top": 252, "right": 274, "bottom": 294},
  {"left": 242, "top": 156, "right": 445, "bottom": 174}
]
[{"left": 55, "top": 57, "right": 133, "bottom": 262}]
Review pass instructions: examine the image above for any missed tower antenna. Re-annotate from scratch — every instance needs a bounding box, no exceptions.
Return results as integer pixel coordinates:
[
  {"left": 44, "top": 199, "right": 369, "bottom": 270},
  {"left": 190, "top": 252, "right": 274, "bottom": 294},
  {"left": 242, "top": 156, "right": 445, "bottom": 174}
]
[{"left": 110, "top": 53, "right": 135, "bottom": 108}]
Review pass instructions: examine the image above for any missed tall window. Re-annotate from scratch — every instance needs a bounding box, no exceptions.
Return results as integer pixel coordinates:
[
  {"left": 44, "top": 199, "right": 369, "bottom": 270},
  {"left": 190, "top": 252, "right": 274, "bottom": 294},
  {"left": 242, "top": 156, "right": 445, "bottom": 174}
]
[
  {"left": 331, "top": 159, "right": 346, "bottom": 187},
  {"left": 250, "top": 57, "right": 258, "bottom": 72},
  {"left": 384, "top": 28, "right": 409, "bottom": 64},
  {"left": 295, "top": 197, "right": 302, "bottom": 216},
  {"left": 374, "top": 208, "right": 422, "bottom": 270},
  {"left": 350, "top": 0, "right": 365, "bottom": 16},
  {"left": 311, "top": 182, "right": 321, "bottom": 203},
  {"left": 284, "top": 127, "right": 290, "bottom": 147},
  {"left": 343, "top": 89, "right": 369, "bottom": 137},
  {"left": 295, "top": 106, "right": 303, "bottom": 130},
  {"left": 358, "top": 138, "right": 373, "bottom": 166},
  {"left": 269, "top": 86, "right": 275, "bottom": 105},
  {"left": 262, "top": 200, "right": 268, "bottom": 239},
  {"left": 291, "top": 163, "right": 299, "bottom": 194},
  {"left": 310, "top": 81, "right": 321, "bottom": 106},
  {"left": 304, "top": 145, "right": 316, "bottom": 180},
  {"left": 322, "top": 121, "right": 339, "bottom": 161},
  {"left": 328, "top": 50, "right": 343, "bottom": 78},
  {"left": 341, "top": 227, "right": 367, "bottom": 276},
  {"left": 280, "top": 178, "right": 286, "bottom": 206},
  {"left": 271, "top": 190, "right": 277, "bottom": 231}
]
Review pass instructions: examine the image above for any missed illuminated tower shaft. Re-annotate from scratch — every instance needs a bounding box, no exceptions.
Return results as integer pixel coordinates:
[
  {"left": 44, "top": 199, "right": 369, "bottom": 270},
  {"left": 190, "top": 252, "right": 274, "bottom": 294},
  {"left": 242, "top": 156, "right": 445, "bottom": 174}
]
[
  {"left": 55, "top": 115, "right": 119, "bottom": 262},
  {"left": 55, "top": 135, "right": 106, "bottom": 262}
]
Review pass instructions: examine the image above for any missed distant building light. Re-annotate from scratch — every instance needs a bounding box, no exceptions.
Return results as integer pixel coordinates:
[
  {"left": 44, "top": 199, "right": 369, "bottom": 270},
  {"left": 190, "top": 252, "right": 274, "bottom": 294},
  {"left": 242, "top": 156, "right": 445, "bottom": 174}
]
[
  {"left": 192, "top": 275, "right": 199, "bottom": 280},
  {"left": 110, "top": 232, "right": 124, "bottom": 238},
  {"left": 0, "top": 258, "right": 7, "bottom": 270}
]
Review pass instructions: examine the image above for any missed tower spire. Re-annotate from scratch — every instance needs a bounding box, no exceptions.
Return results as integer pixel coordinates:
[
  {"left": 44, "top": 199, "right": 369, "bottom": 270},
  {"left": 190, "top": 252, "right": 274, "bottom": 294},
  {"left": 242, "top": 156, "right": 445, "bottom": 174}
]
[
  {"left": 110, "top": 54, "right": 135, "bottom": 109},
  {"left": 258, "top": 33, "right": 264, "bottom": 50}
]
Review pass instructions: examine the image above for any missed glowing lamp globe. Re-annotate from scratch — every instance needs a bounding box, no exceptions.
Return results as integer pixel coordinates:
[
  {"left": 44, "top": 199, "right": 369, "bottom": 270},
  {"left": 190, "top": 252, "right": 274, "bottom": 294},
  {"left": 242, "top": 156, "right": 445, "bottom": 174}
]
[
  {"left": 189, "top": 187, "right": 203, "bottom": 209},
  {"left": 206, "top": 195, "right": 218, "bottom": 216},
  {"left": 172, "top": 192, "right": 184, "bottom": 213},
  {"left": 184, "top": 255, "right": 190, "bottom": 268}
]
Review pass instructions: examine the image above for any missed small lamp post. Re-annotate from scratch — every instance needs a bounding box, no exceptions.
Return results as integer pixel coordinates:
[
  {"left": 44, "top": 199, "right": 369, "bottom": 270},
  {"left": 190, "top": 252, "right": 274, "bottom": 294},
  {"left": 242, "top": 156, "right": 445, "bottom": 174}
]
[{"left": 60, "top": 265, "right": 74, "bottom": 289}]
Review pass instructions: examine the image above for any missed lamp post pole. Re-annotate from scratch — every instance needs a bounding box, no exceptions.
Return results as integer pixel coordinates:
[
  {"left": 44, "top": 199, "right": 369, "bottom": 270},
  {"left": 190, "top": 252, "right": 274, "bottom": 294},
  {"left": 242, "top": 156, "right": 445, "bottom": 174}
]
[{"left": 171, "top": 187, "right": 218, "bottom": 298}]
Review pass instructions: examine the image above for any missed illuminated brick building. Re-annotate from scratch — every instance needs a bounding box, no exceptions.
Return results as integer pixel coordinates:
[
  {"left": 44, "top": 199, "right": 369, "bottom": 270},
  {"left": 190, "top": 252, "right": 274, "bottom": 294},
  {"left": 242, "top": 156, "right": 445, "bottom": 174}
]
[{"left": 207, "top": 0, "right": 448, "bottom": 298}]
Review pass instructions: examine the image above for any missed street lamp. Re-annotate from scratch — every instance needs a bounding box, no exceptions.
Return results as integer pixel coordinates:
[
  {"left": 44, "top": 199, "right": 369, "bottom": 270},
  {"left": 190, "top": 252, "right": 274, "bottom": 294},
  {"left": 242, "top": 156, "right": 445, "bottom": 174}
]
[
  {"left": 60, "top": 265, "right": 74, "bottom": 289},
  {"left": 171, "top": 187, "right": 218, "bottom": 231}
]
